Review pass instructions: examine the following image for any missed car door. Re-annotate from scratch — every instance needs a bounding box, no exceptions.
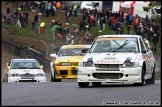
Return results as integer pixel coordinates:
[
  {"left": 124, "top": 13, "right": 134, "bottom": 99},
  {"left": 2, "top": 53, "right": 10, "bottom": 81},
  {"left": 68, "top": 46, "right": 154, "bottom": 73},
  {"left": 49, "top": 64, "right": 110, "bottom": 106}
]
[
  {"left": 139, "top": 38, "right": 151, "bottom": 75},
  {"left": 143, "top": 39, "right": 155, "bottom": 74}
]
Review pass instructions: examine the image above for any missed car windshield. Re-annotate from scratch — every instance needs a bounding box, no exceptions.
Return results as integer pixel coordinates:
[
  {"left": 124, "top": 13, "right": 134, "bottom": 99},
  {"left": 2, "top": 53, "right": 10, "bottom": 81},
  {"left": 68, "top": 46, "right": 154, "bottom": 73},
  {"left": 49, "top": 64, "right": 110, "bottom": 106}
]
[
  {"left": 89, "top": 37, "right": 139, "bottom": 53},
  {"left": 58, "top": 48, "right": 83, "bottom": 57},
  {"left": 11, "top": 60, "right": 40, "bottom": 69}
]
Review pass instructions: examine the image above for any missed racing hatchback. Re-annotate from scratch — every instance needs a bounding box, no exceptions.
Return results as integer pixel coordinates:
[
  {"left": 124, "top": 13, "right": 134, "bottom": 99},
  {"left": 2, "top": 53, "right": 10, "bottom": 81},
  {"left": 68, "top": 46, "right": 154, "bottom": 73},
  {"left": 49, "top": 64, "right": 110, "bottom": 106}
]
[
  {"left": 50, "top": 45, "right": 91, "bottom": 82},
  {"left": 77, "top": 35, "right": 156, "bottom": 87},
  {"left": 3, "top": 59, "right": 46, "bottom": 82}
]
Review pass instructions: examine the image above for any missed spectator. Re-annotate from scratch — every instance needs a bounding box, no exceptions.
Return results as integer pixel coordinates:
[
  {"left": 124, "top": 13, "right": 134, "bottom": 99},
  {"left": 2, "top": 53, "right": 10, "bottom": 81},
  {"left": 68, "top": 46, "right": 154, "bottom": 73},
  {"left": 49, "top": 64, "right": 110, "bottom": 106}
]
[
  {"left": 56, "top": 1, "right": 61, "bottom": 12},
  {"left": 97, "top": 18, "right": 101, "bottom": 30},
  {"left": 79, "top": 18, "right": 84, "bottom": 31},
  {"left": 129, "top": 15, "right": 133, "bottom": 25},
  {"left": 152, "top": 33, "right": 159, "bottom": 52},
  {"left": 73, "top": 4, "right": 78, "bottom": 17},
  {"left": 40, "top": 19, "right": 45, "bottom": 33},
  {"left": 51, "top": 20, "right": 55, "bottom": 27},
  {"left": 51, "top": 4, "right": 56, "bottom": 16},
  {"left": 126, "top": 13, "right": 130, "bottom": 26},
  {"left": 102, "top": 16, "right": 106, "bottom": 30},
  {"left": 107, "top": 18, "right": 112, "bottom": 31},
  {"left": 66, "top": 11, "right": 71, "bottom": 23}
]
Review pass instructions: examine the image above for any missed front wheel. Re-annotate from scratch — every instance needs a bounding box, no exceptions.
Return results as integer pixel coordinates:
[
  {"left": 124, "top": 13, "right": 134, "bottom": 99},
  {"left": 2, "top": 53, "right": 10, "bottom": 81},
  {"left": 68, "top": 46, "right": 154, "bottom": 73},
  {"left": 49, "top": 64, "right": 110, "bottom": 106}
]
[
  {"left": 78, "top": 82, "right": 89, "bottom": 87},
  {"left": 146, "top": 66, "right": 155, "bottom": 84},
  {"left": 51, "top": 72, "right": 61, "bottom": 82},
  {"left": 134, "top": 66, "right": 145, "bottom": 86}
]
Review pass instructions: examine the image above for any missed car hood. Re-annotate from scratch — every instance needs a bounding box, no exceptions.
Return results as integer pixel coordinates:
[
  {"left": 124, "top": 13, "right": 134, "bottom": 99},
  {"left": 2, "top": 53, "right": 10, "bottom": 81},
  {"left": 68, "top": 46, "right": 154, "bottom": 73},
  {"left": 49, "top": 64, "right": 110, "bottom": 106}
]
[
  {"left": 56, "top": 56, "right": 84, "bottom": 62},
  {"left": 9, "top": 69, "right": 45, "bottom": 74},
  {"left": 83, "top": 53, "right": 140, "bottom": 64}
]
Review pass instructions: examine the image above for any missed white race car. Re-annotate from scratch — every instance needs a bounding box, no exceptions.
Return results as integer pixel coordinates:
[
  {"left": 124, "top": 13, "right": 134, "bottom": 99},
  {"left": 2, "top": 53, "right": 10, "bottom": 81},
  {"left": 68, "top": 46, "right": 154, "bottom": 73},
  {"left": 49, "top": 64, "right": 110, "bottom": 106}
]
[
  {"left": 77, "top": 35, "right": 156, "bottom": 87},
  {"left": 3, "top": 59, "right": 46, "bottom": 82}
]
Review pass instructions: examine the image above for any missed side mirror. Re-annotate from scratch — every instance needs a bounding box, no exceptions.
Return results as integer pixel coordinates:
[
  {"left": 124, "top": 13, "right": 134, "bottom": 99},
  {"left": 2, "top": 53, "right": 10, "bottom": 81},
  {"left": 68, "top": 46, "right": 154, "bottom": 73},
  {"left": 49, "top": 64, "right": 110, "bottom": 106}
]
[
  {"left": 82, "top": 48, "right": 89, "bottom": 53},
  {"left": 40, "top": 65, "right": 43, "bottom": 69},
  {"left": 7, "top": 66, "right": 10, "bottom": 70},
  {"left": 142, "top": 50, "right": 147, "bottom": 54},
  {"left": 50, "top": 54, "right": 57, "bottom": 58}
]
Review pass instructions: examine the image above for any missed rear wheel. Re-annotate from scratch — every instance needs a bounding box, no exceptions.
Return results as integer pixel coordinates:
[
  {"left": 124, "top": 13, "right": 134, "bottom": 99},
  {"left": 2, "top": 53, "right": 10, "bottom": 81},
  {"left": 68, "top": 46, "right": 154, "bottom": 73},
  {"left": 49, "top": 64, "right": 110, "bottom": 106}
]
[
  {"left": 78, "top": 82, "right": 89, "bottom": 87},
  {"left": 92, "top": 82, "right": 101, "bottom": 86}
]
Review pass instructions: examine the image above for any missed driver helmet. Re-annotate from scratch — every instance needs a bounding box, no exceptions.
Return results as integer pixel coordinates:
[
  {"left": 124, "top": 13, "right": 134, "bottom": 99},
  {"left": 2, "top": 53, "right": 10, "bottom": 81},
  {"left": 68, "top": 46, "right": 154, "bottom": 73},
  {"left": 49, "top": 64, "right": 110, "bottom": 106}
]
[{"left": 101, "top": 40, "right": 111, "bottom": 50}]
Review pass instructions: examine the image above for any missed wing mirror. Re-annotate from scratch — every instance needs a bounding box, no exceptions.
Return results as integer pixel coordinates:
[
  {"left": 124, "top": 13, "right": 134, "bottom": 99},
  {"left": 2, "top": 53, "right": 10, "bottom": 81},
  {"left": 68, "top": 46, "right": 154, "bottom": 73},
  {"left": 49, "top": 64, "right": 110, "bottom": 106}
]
[
  {"left": 81, "top": 48, "right": 89, "bottom": 53},
  {"left": 7, "top": 66, "right": 11, "bottom": 70},
  {"left": 50, "top": 54, "right": 57, "bottom": 58},
  {"left": 40, "top": 65, "right": 43, "bottom": 69},
  {"left": 142, "top": 50, "right": 147, "bottom": 54}
]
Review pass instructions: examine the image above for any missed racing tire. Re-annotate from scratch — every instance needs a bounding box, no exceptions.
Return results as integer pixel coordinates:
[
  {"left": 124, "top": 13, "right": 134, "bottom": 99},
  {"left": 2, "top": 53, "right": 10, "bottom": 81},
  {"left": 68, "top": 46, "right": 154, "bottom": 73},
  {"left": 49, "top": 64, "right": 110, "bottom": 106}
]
[
  {"left": 92, "top": 82, "right": 101, "bottom": 86},
  {"left": 2, "top": 78, "right": 5, "bottom": 82},
  {"left": 134, "top": 66, "right": 145, "bottom": 86},
  {"left": 146, "top": 66, "right": 155, "bottom": 84},
  {"left": 51, "top": 72, "right": 54, "bottom": 82},
  {"left": 2, "top": 76, "right": 7, "bottom": 82},
  {"left": 51, "top": 72, "right": 61, "bottom": 82},
  {"left": 78, "top": 82, "right": 89, "bottom": 87}
]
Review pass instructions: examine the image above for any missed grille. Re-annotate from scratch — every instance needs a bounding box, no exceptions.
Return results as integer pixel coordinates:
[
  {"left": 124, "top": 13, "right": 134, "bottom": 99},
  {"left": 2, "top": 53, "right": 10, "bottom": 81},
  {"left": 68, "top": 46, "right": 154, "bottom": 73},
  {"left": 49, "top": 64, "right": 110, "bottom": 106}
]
[
  {"left": 20, "top": 73, "right": 36, "bottom": 77},
  {"left": 72, "top": 70, "right": 77, "bottom": 75},
  {"left": 95, "top": 64, "right": 119, "bottom": 68},
  {"left": 60, "top": 70, "right": 68, "bottom": 75},
  {"left": 93, "top": 73, "right": 123, "bottom": 79},
  {"left": 72, "top": 62, "right": 79, "bottom": 66},
  {"left": 19, "top": 80, "right": 37, "bottom": 82}
]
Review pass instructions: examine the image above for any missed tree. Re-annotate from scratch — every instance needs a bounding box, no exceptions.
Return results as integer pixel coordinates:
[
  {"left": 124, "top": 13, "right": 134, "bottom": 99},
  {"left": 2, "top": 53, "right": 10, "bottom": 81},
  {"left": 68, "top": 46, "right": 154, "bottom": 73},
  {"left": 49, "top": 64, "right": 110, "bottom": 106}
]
[{"left": 143, "top": 1, "right": 161, "bottom": 12}]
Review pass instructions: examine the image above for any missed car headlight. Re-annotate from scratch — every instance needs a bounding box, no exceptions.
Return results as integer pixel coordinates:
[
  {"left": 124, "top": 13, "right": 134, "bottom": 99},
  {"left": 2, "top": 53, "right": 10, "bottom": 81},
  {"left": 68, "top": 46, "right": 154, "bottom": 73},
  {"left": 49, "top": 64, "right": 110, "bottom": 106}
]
[
  {"left": 83, "top": 61, "right": 94, "bottom": 67},
  {"left": 122, "top": 62, "right": 135, "bottom": 67},
  {"left": 37, "top": 73, "right": 46, "bottom": 77},
  {"left": 61, "top": 62, "right": 72, "bottom": 66},
  {"left": 122, "top": 62, "right": 140, "bottom": 68}
]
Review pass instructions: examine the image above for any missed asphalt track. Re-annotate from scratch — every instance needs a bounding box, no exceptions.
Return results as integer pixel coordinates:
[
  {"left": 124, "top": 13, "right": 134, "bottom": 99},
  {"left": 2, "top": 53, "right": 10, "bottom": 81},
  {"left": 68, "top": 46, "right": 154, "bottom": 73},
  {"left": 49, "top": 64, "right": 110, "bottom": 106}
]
[{"left": 1, "top": 80, "right": 161, "bottom": 106}]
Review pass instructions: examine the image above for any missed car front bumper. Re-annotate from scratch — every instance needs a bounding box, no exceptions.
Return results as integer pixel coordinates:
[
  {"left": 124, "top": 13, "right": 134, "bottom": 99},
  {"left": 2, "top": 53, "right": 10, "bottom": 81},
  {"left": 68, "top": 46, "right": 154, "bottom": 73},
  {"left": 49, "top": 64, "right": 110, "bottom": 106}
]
[
  {"left": 8, "top": 77, "right": 46, "bottom": 82},
  {"left": 77, "top": 67, "right": 142, "bottom": 84},
  {"left": 55, "top": 66, "right": 78, "bottom": 79}
]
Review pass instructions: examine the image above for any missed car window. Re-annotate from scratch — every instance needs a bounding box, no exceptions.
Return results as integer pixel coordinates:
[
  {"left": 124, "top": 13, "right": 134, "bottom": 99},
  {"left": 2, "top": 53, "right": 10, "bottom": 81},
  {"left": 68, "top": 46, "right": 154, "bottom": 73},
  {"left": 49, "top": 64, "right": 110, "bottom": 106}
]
[
  {"left": 58, "top": 48, "right": 83, "bottom": 57},
  {"left": 11, "top": 60, "right": 40, "bottom": 69},
  {"left": 142, "top": 39, "right": 150, "bottom": 52},
  {"left": 139, "top": 38, "right": 146, "bottom": 52}
]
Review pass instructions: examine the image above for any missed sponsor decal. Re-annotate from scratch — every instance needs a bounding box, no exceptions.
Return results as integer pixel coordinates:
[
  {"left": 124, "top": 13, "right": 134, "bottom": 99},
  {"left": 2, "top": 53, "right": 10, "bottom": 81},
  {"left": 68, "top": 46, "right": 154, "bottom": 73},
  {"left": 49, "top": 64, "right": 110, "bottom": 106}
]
[
  {"left": 96, "top": 38, "right": 124, "bottom": 41},
  {"left": 59, "top": 67, "right": 68, "bottom": 70},
  {"left": 63, "top": 45, "right": 86, "bottom": 49}
]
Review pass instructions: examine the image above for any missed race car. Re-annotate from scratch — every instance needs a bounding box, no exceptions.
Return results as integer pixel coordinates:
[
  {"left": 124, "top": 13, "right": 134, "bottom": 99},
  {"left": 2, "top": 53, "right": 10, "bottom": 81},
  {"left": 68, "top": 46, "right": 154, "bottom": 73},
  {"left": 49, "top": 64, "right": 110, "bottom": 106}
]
[
  {"left": 50, "top": 45, "right": 91, "bottom": 82},
  {"left": 3, "top": 59, "right": 46, "bottom": 82},
  {"left": 77, "top": 35, "right": 156, "bottom": 87}
]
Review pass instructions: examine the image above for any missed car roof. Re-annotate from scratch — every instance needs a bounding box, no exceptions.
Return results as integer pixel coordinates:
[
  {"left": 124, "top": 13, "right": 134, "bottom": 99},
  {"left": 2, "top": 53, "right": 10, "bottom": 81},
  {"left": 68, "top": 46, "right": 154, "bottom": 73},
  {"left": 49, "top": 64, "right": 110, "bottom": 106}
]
[
  {"left": 61, "top": 45, "right": 91, "bottom": 49},
  {"left": 98, "top": 35, "right": 141, "bottom": 38}
]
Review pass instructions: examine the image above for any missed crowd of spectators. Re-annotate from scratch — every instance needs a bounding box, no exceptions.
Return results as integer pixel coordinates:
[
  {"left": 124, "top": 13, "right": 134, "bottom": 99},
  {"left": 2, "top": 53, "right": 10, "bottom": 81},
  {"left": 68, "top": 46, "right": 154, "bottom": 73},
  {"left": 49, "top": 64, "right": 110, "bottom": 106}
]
[{"left": 2, "top": 1, "right": 160, "bottom": 51}]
